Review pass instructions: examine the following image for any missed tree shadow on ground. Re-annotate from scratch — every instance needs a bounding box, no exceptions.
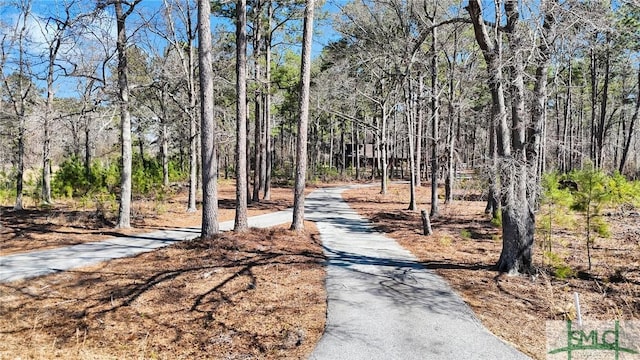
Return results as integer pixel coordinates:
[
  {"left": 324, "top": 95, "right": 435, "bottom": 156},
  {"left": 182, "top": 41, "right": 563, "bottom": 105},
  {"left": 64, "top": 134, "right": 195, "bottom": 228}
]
[{"left": 0, "top": 228, "right": 325, "bottom": 357}]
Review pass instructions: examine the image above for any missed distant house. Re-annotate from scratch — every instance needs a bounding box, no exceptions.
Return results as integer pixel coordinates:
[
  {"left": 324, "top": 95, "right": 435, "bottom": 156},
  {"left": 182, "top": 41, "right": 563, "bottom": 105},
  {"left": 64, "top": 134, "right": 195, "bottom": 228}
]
[{"left": 344, "top": 143, "right": 378, "bottom": 167}]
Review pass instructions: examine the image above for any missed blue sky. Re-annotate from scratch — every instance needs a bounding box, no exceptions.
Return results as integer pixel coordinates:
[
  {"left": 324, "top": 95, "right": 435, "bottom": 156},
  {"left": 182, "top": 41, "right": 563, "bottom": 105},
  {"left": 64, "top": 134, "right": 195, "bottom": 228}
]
[{"left": 1, "top": 0, "right": 342, "bottom": 98}]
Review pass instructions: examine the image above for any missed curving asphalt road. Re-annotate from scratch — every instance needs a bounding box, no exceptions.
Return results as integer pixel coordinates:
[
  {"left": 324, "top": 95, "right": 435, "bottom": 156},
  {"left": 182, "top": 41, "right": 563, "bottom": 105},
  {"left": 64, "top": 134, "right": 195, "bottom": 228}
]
[{"left": 0, "top": 186, "right": 529, "bottom": 359}]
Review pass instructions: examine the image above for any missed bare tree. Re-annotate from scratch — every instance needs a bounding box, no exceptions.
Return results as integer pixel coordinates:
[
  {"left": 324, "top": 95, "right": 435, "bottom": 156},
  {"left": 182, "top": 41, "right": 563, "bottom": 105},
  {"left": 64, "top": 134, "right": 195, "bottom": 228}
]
[
  {"left": 37, "top": 2, "right": 77, "bottom": 204},
  {"left": 99, "top": 0, "right": 142, "bottom": 229},
  {"left": 291, "top": 0, "right": 315, "bottom": 231},
  {"left": 158, "top": 0, "right": 199, "bottom": 211},
  {"left": 1, "top": 0, "right": 35, "bottom": 211},
  {"left": 467, "top": 0, "right": 530, "bottom": 274}
]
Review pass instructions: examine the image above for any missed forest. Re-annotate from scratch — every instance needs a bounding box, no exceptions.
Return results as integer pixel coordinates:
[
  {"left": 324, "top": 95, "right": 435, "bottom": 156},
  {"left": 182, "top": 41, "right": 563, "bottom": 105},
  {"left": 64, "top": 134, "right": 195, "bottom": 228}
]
[
  {"left": 1, "top": 0, "right": 640, "bottom": 273},
  {"left": 3, "top": 1, "right": 640, "bottom": 358}
]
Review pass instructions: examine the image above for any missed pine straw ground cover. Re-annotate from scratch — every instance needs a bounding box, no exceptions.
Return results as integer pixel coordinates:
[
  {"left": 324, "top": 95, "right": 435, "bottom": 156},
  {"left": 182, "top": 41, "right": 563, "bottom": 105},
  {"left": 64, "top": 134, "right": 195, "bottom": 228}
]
[
  {"left": 342, "top": 184, "right": 640, "bottom": 360},
  {"left": 0, "top": 224, "right": 325, "bottom": 359},
  {"left": 0, "top": 181, "right": 296, "bottom": 256}
]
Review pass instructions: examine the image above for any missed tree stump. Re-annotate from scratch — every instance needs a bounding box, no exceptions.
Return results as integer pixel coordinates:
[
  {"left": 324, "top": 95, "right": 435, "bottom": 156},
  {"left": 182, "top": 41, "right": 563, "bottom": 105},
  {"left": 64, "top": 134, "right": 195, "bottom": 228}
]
[{"left": 421, "top": 209, "right": 433, "bottom": 236}]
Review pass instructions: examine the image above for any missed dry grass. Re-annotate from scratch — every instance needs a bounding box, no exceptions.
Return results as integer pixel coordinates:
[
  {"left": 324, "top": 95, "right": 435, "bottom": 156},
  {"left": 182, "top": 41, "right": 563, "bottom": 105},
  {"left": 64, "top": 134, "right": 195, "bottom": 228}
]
[
  {"left": 343, "top": 183, "right": 640, "bottom": 360},
  {"left": 0, "top": 223, "right": 325, "bottom": 359}
]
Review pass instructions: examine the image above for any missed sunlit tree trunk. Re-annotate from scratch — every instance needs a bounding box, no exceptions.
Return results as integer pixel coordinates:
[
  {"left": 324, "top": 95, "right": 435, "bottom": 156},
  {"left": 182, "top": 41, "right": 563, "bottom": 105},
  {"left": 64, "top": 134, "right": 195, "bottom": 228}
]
[
  {"left": 114, "top": 0, "right": 140, "bottom": 229},
  {"left": 198, "top": 0, "right": 219, "bottom": 237},
  {"left": 291, "top": 0, "right": 315, "bottom": 231},
  {"left": 234, "top": 0, "right": 249, "bottom": 231},
  {"left": 187, "top": 6, "right": 198, "bottom": 212}
]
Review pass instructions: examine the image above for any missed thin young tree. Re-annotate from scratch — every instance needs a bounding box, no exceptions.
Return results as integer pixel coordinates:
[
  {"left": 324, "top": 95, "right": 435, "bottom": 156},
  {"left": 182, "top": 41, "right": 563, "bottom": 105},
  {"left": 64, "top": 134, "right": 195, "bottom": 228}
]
[
  {"left": 38, "top": 3, "right": 76, "bottom": 204},
  {"left": 1, "top": 0, "right": 34, "bottom": 211},
  {"left": 291, "top": 0, "right": 315, "bottom": 231},
  {"left": 159, "top": 0, "right": 199, "bottom": 212}
]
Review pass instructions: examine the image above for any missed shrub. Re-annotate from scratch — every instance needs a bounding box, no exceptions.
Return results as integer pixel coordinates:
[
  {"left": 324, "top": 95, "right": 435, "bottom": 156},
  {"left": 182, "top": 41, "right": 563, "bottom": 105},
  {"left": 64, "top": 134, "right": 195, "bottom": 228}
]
[
  {"left": 460, "top": 229, "right": 472, "bottom": 239},
  {"left": 53, "top": 154, "right": 181, "bottom": 199},
  {"left": 568, "top": 166, "right": 612, "bottom": 270},
  {"left": 52, "top": 157, "right": 92, "bottom": 197},
  {"left": 544, "top": 251, "right": 576, "bottom": 279},
  {"left": 539, "top": 172, "right": 575, "bottom": 252}
]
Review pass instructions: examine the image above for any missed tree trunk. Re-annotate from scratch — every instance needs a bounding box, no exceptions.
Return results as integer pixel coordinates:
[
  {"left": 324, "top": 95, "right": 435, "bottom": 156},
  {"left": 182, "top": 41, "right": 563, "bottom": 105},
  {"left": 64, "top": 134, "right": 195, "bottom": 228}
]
[
  {"left": 468, "top": 0, "right": 537, "bottom": 275},
  {"left": 380, "top": 102, "right": 388, "bottom": 194},
  {"left": 561, "top": 62, "right": 571, "bottom": 173},
  {"left": 252, "top": 10, "right": 263, "bottom": 203},
  {"left": 355, "top": 122, "right": 360, "bottom": 180},
  {"left": 445, "top": 109, "right": 455, "bottom": 204},
  {"left": 198, "top": 0, "right": 219, "bottom": 237},
  {"left": 42, "top": 27, "right": 62, "bottom": 204},
  {"left": 234, "top": 0, "right": 249, "bottom": 231},
  {"left": 84, "top": 123, "right": 91, "bottom": 178},
  {"left": 162, "top": 120, "right": 169, "bottom": 187},
  {"left": 429, "top": 26, "right": 439, "bottom": 218},
  {"left": 619, "top": 66, "right": 640, "bottom": 174},
  {"left": 264, "top": 1, "right": 273, "bottom": 200},
  {"left": 340, "top": 120, "right": 345, "bottom": 175},
  {"left": 157, "top": 85, "right": 169, "bottom": 187},
  {"left": 15, "top": 121, "right": 25, "bottom": 210},
  {"left": 596, "top": 45, "right": 611, "bottom": 169},
  {"left": 415, "top": 74, "right": 424, "bottom": 187},
  {"left": 407, "top": 82, "right": 417, "bottom": 211},
  {"left": 589, "top": 45, "right": 598, "bottom": 165},
  {"left": 496, "top": 0, "right": 535, "bottom": 274},
  {"left": 445, "top": 37, "right": 457, "bottom": 205},
  {"left": 188, "top": 13, "right": 198, "bottom": 212},
  {"left": 291, "top": 0, "right": 315, "bottom": 231},
  {"left": 115, "top": 0, "right": 134, "bottom": 229}
]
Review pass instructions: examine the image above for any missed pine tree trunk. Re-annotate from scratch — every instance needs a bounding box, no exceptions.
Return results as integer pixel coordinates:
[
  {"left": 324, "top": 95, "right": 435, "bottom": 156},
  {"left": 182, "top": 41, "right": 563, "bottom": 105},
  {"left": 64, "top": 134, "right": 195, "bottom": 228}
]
[
  {"left": 430, "top": 26, "right": 439, "bottom": 218},
  {"left": 291, "top": 0, "right": 315, "bottom": 231},
  {"left": 198, "top": 0, "right": 219, "bottom": 237},
  {"left": 407, "top": 80, "right": 417, "bottom": 211},
  {"left": 415, "top": 74, "right": 424, "bottom": 188},
  {"left": 263, "top": 0, "right": 273, "bottom": 200},
  {"left": 234, "top": 0, "right": 249, "bottom": 231},
  {"left": 380, "top": 103, "right": 388, "bottom": 195},
  {"left": 188, "top": 18, "right": 198, "bottom": 212},
  {"left": 115, "top": 0, "right": 133, "bottom": 229},
  {"left": 252, "top": 15, "right": 263, "bottom": 203},
  {"left": 619, "top": 66, "right": 640, "bottom": 174},
  {"left": 596, "top": 46, "right": 611, "bottom": 169}
]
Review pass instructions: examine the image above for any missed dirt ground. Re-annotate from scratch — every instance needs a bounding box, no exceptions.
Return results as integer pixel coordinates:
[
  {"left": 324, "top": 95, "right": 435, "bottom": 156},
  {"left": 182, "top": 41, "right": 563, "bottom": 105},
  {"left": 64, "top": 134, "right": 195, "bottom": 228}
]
[
  {"left": 0, "top": 227, "right": 325, "bottom": 359},
  {"left": 343, "top": 183, "right": 640, "bottom": 359},
  {"left": 0, "top": 183, "right": 325, "bottom": 359},
  {"left": 0, "top": 181, "right": 295, "bottom": 256}
]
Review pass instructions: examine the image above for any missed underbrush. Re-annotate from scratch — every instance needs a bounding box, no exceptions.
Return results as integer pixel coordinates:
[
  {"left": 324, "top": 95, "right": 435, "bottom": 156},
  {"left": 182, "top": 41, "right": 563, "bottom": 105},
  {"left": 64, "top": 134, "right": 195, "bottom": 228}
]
[{"left": 538, "top": 168, "right": 640, "bottom": 276}]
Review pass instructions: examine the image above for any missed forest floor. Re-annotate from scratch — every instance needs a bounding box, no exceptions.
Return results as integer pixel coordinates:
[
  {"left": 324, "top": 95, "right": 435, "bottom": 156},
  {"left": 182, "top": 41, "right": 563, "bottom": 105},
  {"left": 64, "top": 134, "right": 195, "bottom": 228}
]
[
  {"left": 1, "top": 181, "right": 639, "bottom": 359},
  {"left": 0, "top": 182, "right": 326, "bottom": 359},
  {"left": 342, "top": 183, "right": 640, "bottom": 359},
  {"left": 0, "top": 180, "right": 297, "bottom": 257}
]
